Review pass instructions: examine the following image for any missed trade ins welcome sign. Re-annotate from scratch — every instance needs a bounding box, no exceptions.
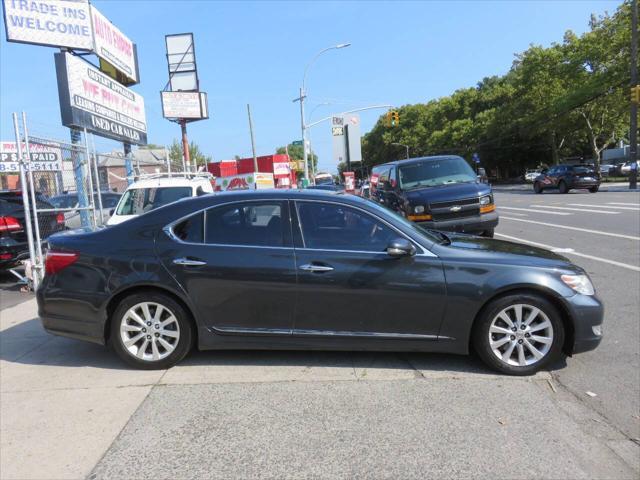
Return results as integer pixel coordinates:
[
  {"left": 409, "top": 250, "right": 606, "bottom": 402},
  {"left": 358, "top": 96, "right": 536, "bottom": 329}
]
[{"left": 55, "top": 52, "right": 147, "bottom": 145}]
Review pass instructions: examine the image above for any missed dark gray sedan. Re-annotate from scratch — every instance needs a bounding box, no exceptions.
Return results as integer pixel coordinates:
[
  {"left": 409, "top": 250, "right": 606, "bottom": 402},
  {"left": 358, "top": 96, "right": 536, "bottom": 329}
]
[{"left": 37, "top": 190, "right": 603, "bottom": 374}]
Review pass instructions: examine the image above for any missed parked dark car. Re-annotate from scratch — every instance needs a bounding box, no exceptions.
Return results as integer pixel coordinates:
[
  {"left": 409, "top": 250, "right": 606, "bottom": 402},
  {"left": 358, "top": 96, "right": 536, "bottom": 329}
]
[
  {"left": 370, "top": 156, "right": 498, "bottom": 237},
  {"left": 1, "top": 191, "right": 65, "bottom": 270},
  {"left": 37, "top": 190, "right": 603, "bottom": 375},
  {"left": 306, "top": 184, "right": 345, "bottom": 192},
  {"left": 533, "top": 165, "right": 600, "bottom": 194},
  {"left": 49, "top": 191, "right": 122, "bottom": 228}
]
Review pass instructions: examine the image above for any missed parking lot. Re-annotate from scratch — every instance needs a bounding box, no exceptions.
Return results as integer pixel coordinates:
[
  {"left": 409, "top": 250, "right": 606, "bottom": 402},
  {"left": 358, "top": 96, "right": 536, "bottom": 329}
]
[{"left": 1, "top": 185, "right": 639, "bottom": 479}]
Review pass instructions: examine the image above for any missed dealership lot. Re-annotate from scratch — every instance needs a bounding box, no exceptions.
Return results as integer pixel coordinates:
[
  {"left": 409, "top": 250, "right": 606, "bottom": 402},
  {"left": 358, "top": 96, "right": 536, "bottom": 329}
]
[{"left": 1, "top": 187, "right": 639, "bottom": 479}]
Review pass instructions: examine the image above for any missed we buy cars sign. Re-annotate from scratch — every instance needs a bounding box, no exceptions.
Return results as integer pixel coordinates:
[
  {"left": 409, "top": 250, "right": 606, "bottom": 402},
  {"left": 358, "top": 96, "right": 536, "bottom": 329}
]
[{"left": 55, "top": 52, "right": 147, "bottom": 145}]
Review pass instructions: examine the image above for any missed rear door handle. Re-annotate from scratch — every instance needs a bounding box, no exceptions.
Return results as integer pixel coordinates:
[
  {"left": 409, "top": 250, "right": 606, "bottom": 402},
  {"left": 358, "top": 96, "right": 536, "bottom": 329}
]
[
  {"left": 173, "top": 257, "right": 207, "bottom": 266},
  {"left": 299, "top": 263, "right": 334, "bottom": 273}
]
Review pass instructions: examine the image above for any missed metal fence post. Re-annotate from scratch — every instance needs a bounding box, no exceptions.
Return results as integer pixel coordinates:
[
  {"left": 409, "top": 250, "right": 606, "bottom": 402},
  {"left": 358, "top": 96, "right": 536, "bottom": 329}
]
[
  {"left": 12, "top": 113, "right": 38, "bottom": 291},
  {"left": 70, "top": 129, "right": 91, "bottom": 228},
  {"left": 21, "top": 112, "right": 44, "bottom": 284},
  {"left": 90, "top": 133, "right": 104, "bottom": 224},
  {"left": 82, "top": 129, "right": 97, "bottom": 229}
]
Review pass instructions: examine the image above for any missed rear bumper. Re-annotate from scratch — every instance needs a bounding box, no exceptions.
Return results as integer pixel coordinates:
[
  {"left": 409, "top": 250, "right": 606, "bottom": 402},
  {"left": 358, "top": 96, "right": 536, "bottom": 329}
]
[
  {"left": 0, "top": 242, "right": 28, "bottom": 270},
  {"left": 569, "top": 180, "right": 600, "bottom": 189},
  {"left": 416, "top": 211, "right": 499, "bottom": 234},
  {"left": 564, "top": 293, "right": 604, "bottom": 354}
]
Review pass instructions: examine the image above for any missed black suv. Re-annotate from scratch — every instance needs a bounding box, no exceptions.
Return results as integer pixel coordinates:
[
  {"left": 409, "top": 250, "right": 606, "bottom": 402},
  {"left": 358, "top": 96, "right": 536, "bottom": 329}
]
[
  {"left": 370, "top": 156, "right": 498, "bottom": 237},
  {"left": 534, "top": 165, "right": 600, "bottom": 194}
]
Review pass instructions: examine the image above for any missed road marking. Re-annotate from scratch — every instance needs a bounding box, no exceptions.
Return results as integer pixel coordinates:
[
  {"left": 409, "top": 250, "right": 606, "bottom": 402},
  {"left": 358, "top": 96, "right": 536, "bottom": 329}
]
[
  {"left": 607, "top": 202, "right": 640, "bottom": 207},
  {"left": 495, "top": 233, "right": 640, "bottom": 272},
  {"left": 568, "top": 203, "right": 640, "bottom": 211},
  {"left": 499, "top": 206, "right": 570, "bottom": 216},
  {"left": 500, "top": 216, "right": 640, "bottom": 241},
  {"left": 499, "top": 211, "right": 528, "bottom": 217},
  {"left": 530, "top": 205, "right": 620, "bottom": 214}
]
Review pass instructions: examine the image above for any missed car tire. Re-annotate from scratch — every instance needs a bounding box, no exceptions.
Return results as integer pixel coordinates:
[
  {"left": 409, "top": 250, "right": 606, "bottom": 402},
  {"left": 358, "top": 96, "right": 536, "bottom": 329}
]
[
  {"left": 472, "top": 293, "right": 564, "bottom": 376},
  {"left": 481, "top": 229, "right": 495, "bottom": 238},
  {"left": 558, "top": 181, "right": 568, "bottom": 194},
  {"left": 533, "top": 182, "right": 543, "bottom": 194},
  {"left": 589, "top": 186, "right": 599, "bottom": 193},
  {"left": 111, "top": 291, "right": 194, "bottom": 370}
]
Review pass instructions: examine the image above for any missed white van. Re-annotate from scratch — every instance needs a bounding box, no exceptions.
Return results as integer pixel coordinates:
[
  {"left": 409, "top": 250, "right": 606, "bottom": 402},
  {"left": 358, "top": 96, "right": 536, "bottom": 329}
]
[{"left": 107, "top": 174, "right": 214, "bottom": 226}]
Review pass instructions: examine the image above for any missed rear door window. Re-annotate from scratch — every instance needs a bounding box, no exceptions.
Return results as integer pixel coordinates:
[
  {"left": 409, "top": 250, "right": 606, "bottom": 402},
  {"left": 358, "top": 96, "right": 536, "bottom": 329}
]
[{"left": 205, "top": 201, "right": 289, "bottom": 247}]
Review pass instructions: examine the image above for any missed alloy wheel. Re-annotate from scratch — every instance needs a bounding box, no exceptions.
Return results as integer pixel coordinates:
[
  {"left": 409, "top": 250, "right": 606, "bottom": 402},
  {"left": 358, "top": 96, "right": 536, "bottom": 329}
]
[
  {"left": 119, "top": 302, "right": 180, "bottom": 362},
  {"left": 488, "top": 304, "right": 554, "bottom": 367}
]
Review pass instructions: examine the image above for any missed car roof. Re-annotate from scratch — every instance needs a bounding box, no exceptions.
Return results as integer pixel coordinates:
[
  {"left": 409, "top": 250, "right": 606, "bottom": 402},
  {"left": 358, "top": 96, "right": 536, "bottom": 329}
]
[
  {"left": 126, "top": 176, "right": 210, "bottom": 189},
  {"left": 372, "top": 155, "right": 464, "bottom": 169}
]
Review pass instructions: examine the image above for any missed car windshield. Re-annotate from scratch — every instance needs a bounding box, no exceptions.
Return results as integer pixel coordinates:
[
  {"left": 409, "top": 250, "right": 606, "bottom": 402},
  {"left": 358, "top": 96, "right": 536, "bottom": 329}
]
[
  {"left": 49, "top": 195, "right": 78, "bottom": 208},
  {"left": 571, "top": 166, "right": 594, "bottom": 174},
  {"left": 399, "top": 157, "right": 477, "bottom": 189},
  {"left": 116, "top": 186, "right": 192, "bottom": 216}
]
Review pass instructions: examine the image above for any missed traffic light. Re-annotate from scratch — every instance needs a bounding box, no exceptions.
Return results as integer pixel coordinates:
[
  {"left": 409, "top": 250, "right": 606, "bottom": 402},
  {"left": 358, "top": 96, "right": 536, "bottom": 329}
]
[
  {"left": 631, "top": 85, "right": 640, "bottom": 104},
  {"left": 386, "top": 110, "right": 400, "bottom": 127}
]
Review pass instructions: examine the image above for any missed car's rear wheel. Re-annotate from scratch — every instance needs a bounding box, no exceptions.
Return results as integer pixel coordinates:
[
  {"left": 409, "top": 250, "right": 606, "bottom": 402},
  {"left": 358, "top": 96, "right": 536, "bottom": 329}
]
[
  {"left": 533, "top": 182, "right": 543, "bottom": 194},
  {"left": 481, "top": 229, "right": 495, "bottom": 238},
  {"left": 111, "top": 292, "right": 193, "bottom": 370},
  {"left": 473, "top": 294, "right": 564, "bottom": 375},
  {"left": 589, "top": 185, "right": 599, "bottom": 193},
  {"left": 558, "top": 181, "right": 568, "bottom": 194}
]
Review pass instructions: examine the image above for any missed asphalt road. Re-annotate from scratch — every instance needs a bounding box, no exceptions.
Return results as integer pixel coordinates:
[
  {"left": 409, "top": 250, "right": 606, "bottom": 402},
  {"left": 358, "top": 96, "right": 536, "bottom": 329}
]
[
  {"left": 1, "top": 185, "right": 639, "bottom": 479},
  {"left": 493, "top": 186, "right": 640, "bottom": 441}
]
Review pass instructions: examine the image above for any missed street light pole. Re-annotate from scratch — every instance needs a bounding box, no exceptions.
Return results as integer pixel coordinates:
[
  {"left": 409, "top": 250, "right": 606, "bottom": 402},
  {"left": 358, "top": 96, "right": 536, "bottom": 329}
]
[
  {"left": 630, "top": 0, "right": 638, "bottom": 190},
  {"left": 392, "top": 142, "right": 410, "bottom": 159},
  {"left": 295, "top": 43, "right": 350, "bottom": 185}
]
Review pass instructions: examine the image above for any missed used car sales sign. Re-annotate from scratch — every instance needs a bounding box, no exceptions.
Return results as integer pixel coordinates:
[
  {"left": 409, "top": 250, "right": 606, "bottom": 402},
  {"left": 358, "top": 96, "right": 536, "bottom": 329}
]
[{"left": 55, "top": 52, "right": 147, "bottom": 145}]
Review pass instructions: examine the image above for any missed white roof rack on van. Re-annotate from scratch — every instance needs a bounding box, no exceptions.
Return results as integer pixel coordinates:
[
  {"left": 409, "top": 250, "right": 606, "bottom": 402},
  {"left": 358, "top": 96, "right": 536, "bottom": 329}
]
[{"left": 135, "top": 171, "right": 214, "bottom": 181}]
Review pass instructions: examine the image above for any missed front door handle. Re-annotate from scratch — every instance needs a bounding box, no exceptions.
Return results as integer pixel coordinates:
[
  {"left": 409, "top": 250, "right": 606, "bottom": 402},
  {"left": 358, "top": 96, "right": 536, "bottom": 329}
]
[
  {"left": 299, "top": 263, "right": 334, "bottom": 273},
  {"left": 173, "top": 257, "right": 207, "bottom": 266}
]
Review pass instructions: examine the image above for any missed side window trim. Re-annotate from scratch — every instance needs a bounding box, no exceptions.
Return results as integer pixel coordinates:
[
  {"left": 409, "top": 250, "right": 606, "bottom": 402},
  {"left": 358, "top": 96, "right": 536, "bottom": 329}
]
[{"left": 293, "top": 199, "right": 428, "bottom": 255}]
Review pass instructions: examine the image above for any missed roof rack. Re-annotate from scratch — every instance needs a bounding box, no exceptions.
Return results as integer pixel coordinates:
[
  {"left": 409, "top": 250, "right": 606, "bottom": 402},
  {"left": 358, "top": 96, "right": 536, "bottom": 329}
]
[{"left": 135, "top": 171, "right": 214, "bottom": 181}]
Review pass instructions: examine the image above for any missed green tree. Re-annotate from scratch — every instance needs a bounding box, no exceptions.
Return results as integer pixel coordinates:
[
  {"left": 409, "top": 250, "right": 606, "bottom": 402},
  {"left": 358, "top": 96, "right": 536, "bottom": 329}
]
[
  {"left": 275, "top": 143, "right": 318, "bottom": 177},
  {"left": 169, "top": 140, "right": 212, "bottom": 170}
]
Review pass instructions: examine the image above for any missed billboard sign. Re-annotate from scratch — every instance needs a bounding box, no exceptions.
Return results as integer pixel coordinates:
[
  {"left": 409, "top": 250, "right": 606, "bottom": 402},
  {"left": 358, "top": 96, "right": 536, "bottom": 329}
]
[
  {"left": 90, "top": 5, "right": 138, "bottom": 84},
  {"left": 331, "top": 114, "right": 361, "bottom": 165},
  {"left": 2, "top": 0, "right": 93, "bottom": 50},
  {"left": 55, "top": 52, "right": 147, "bottom": 145},
  {"left": 0, "top": 141, "right": 62, "bottom": 173},
  {"left": 165, "top": 33, "right": 198, "bottom": 91},
  {"left": 161, "top": 91, "right": 208, "bottom": 119}
]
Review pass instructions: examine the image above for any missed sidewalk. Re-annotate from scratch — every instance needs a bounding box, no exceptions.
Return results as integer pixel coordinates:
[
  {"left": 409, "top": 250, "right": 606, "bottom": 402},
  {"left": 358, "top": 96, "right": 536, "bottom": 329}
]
[
  {"left": 1, "top": 299, "right": 638, "bottom": 479},
  {"left": 492, "top": 182, "right": 638, "bottom": 192}
]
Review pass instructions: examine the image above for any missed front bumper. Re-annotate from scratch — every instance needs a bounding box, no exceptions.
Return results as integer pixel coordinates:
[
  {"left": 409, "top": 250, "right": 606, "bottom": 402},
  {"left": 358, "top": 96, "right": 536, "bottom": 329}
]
[
  {"left": 416, "top": 211, "right": 499, "bottom": 234},
  {"left": 564, "top": 292, "right": 604, "bottom": 354}
]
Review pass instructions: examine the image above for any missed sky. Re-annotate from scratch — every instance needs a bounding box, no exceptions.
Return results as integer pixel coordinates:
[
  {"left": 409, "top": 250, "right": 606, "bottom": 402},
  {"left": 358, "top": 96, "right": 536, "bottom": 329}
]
[{"left": 0, "top": 0, "right": 621, "bottom": 174}]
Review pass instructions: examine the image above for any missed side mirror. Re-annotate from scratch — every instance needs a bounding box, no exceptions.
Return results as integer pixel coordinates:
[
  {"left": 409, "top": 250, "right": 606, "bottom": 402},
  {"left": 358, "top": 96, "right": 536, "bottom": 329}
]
[{"left": 386, "top": 238, "right": 416, "bottom": 258}]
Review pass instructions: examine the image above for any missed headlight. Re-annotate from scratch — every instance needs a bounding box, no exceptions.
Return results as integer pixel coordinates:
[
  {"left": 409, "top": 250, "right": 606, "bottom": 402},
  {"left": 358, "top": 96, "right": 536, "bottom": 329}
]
[
  {"left": 414, "top": 205, "right": 425, "bottom": 214},
  {"left": 561, "top": 274, "right": 595, "bottom": 295},
  {"left": 479, "top": 195, "right": 492, "bottom": 205}
]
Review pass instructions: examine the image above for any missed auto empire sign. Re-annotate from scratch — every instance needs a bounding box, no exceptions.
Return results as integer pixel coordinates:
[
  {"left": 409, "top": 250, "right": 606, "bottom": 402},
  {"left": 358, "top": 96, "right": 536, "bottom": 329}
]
[
  {"left": 54, "top": 52, "right": 147, "bottom": 145},
  {"left": 2, "top": 0, "right": 93, "bottom": 50},
  {"left": 90, "top": 5, "right": 138, "bottom": 84},
  {"left": 0, "top": 141, "right": 62, "bottom": 173}
]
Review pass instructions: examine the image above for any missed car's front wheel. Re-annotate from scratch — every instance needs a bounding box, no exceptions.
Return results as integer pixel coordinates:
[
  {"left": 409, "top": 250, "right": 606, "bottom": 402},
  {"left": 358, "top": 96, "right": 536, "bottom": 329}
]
[
  {"left": 589, "top": 185, "right": 599, "bottom": 193},
  {"left": 473, "top": 294, "right": 564, "bottom": 375},
  {"left": 533, "top": 182, "right": 543, "bottom": 194},
  {"left": 111, "top": 291, "right": 193, "bottom": 370}
]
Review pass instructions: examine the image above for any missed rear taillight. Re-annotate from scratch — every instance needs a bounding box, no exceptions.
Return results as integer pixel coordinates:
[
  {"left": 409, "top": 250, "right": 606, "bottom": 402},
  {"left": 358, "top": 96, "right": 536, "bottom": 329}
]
[
  {"left": 0, "top": 216, "right": 22, "bottom": 233},
  {"left": 56, "top": 212, "right": 65, "bottom": 225},
  {"left": 45, "top": 250, "right": 78, "bottom": 275}
]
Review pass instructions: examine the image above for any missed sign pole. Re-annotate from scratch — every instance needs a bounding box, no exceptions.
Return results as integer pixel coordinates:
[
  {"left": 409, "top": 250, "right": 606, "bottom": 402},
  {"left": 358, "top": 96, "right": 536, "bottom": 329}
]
[
  {"left": 247, "top": 104, "right": 259, "bottom": 173},
  {"left": 180, "top": 119, "right": 191, "bottom": 172},
  {"left": 124, "top": 143, "right": 134, "bottom": 185},
  {"left": 70, "top": 128, "right": 91, "bottom": 227}
]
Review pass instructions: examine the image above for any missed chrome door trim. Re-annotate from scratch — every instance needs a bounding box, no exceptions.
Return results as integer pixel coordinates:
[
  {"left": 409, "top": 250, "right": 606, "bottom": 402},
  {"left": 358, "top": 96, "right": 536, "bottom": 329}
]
[
  {"left": 172, "top": 258, "right": 207, "bottom": 266},
  {"left": 212, "top": 325, "right": 441, "bottom": 340}
]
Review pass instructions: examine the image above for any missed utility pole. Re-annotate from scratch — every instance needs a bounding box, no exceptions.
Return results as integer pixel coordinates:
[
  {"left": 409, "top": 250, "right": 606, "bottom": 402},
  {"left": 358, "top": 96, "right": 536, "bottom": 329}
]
[
  {"left": 180, "top": 119, "right": 191, "bottom": 172},
  {"left": 630, "top": 0, "right": 638, "bottom": 190},
  {"left": 297, "top": 87, "right": 309, "bottom": 182},
  {"left": 247, "top": 104, "right": 258, "bottom": 172}
]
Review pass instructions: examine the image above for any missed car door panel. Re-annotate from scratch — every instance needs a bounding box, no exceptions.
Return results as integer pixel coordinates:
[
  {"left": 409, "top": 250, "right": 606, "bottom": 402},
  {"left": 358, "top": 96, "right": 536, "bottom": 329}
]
[
  {"left": 292, "top": 200, "right": 446, "bottom": 337},
  {"left": 155, "top": 200, "right": 296, "bottom": 333}
]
